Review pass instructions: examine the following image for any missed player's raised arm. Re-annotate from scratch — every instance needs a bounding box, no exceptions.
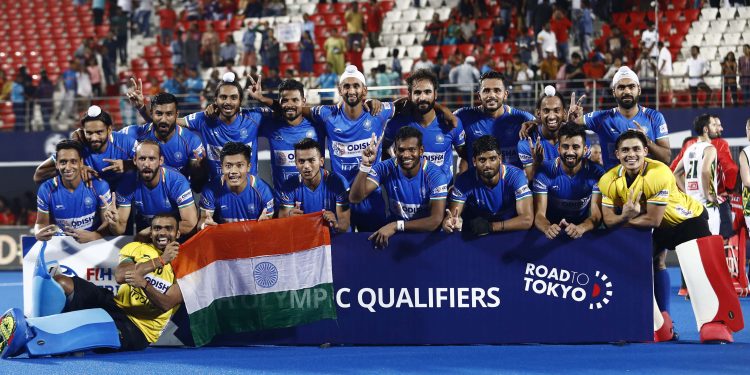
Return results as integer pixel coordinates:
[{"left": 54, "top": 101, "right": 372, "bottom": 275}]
[{"left": 349, "top": 133, "right": 380, "bottom": 203}]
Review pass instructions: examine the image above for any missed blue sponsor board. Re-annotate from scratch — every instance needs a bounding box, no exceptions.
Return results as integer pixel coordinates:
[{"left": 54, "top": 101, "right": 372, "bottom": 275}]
[{"left": 167, "top": 228, "right": 654, "bottom": 345}]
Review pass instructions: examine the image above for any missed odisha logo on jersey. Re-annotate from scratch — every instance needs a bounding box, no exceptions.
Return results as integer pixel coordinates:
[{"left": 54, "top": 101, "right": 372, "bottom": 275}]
[
  {"left": 522, "top": 263, "right": 613, "bottom": 310},
  {"left": 254, "top": 262, "right": 278, "bottom": 288}
]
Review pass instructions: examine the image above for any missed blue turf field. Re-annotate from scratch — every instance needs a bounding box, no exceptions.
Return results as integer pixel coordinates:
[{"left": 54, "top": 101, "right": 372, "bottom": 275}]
[{"left": 0, "top": 268, "right": 748, "bottom": 374}]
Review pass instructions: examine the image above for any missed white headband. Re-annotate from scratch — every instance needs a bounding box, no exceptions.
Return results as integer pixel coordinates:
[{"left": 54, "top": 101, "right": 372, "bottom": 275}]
[
  {"left": 611, "top": 66, "right": 640, "bottom": 88},
  {"left": 339, "top": 65, "right": 366, "bottom": 86}
]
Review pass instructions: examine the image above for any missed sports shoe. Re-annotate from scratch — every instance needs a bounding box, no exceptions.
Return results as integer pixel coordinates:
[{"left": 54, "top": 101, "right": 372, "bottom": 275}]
[
  {"left": 0, "top": 308, "right": 31, "bottom": 359},
  {"left": 654, "top": 311, "right": 678, "bottom": 342},
  {"left": 700, "top": 322, "right": 733, "bottom": 344}
]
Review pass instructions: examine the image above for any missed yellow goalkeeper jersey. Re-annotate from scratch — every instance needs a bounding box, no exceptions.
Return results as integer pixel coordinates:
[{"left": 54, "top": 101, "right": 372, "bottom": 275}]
[{"left": 598, "top": 157, "right": 704, "bottom": 228}]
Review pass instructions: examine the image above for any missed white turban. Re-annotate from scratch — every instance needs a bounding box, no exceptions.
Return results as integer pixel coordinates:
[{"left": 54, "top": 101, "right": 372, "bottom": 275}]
[
  {"left": 611, "top": 66, "right": 640, "bottom": 88},
  {"left": 339, "top": 65, "right": 366, "bottom": 86}
]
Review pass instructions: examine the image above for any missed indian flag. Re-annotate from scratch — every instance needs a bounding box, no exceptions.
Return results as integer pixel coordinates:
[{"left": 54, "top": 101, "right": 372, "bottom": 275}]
[{"left": 172, "top": 212, "right": 336, "bottom": 347}]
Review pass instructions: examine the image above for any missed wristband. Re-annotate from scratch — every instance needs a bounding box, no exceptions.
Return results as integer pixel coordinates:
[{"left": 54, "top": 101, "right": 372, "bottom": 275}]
[
  {"left": 158, "top": 256, "right": 166, "bottom": 267},
  {"left": 396, "top": 220, "right": 405, "bottom": 232},
  {"left": 359, "top": 163, "right": 372, "bottom": 174}
]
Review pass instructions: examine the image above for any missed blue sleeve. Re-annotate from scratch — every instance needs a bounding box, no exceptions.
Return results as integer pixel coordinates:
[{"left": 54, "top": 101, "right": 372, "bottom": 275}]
[
  {"left": 506, "top": 167, "right": 532, "bottom": 200},
  {"left": 583, "top": 110, "right": 606, "bottom": 132},
  {"left": 186, "top": 131, "right": 205, "bottom": 160},
  {"left": 532, "top": 168, "right": 551, "bottom": 195},
  {"left": 428, "top": 165, "right": 449, "bottom": 200},
  {"left": 650, "top": 110, "right": 669, "bottom": 139},
  {"left": 517, "top": 108, "right": 535, "bottom": 122},
  {"left": 36, "top": 182, "right": 51, "bottom": 213},
  {"left": 517, "top": 138, "right": 533, "bottom": 167},
  {"left": 310, "top": 105, "right": 333, "bottom": 125},
  {"left": 124, "top": 134, "right": 137, "bottom": 159},
  {"left": 451, "top": 119, "right": 466, "bottom": 148},
  {"left": 243, "top": 107, "right": 272, "bottom": 125},
  {"left": 334, "top": 174, "right": 350, "bottom": 206},
  {"left": 118, "top": 125, "right": 140, "bottom": 139},
  {"left": 93, "top": 179, "right": 113, "bottom": 208},
  {"left": 169, "top": 172, "right": 195, "bottom": 209},
  {"left": 378, "top": 101, "right": 395, "bottom": 121},
  {"left": 184, "top": 111, "right": 206, "bottom": 131},
  {"left": 448, "top": 173, "right": 470, "bottom": 203},
  {"left": 199, "top": 183, "right": 216, "bottom": 210},
  {"left": 278, "top": 179, "right": 297, "bottom": 208},
  {"left": 259, "top": 179, "right": 275, "bottom": 214},
  {"left": 367, "top": 160, "right": 389, "bottom": 187},
  {"left": 383, "top": 116, "right": 403, "bottom": 143},
  {"left": 115, "top": 176, "right": 135, "bottom": 207}
]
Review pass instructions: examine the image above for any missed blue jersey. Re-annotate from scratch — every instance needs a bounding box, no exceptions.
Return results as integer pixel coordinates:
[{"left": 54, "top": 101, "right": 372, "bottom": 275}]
[
  {"left": 532, "top": 159, "right": 605, "bottom": 224},
  {"left": 449, "top": 164, "right": 532, "bottom": 221},
  {"left": 367, "top": 159, "right": 449, "bottom": 221},
  {"left": 517, "top": 130, "right": 591, "bottom": 168},
  {"left": 82, "top": 132, "right": 137, "bottom": 189},
  {"left": 119, "top": 123, "right": 205, "bottom": 175},
  {"left": 200, "top": 175, "right": 275, "bottom": 222},
  {"left": 278, "top": 170, "right": 349, "bottom": 213},
  {"left": 454, "top": 105, "right": 535, "bottom": 168},
  {"left": 36, "top": 177, "right": 112, "bottom": 233},
  {"left": 115, "top": 166, "right": 195, "bottom": 230},
  {"left": 184, "top": 108, "right": 270, "bottom": 179},
  {"left": 583, "top": 105, "right": 668, "bottom": 169},
  {"left": 384, "top": 112, "right": 465, "bottom": 175},
  {"left": 260, "top": 117, "right": 322, "bottom": 191},
  {"left": 310, "top": 103, "right": 395, "bottom": 183}
]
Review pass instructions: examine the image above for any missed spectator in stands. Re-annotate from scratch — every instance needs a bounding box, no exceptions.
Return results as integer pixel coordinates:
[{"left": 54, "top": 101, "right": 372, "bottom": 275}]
[
  {"left": 345, "top": 3, "right": 365, "bottom": 50},
  {"left": 740, "top": 44, "right": 750, "bottom": 106},
  {"left": 376, "top": 64, "right": 400, "bottom": 97},
  {"left": 135, "top": 0, "right": 153, "bottom": 37},
  {"left": 506, "top": 54, "right": 522, "bottom": 83},
  {"left": 458, "top": 0, "right": 475, "bottom": 18},
  {"left": 606, "top": 27, "right": 626, "bottom": 60},
  {"left": 438, "top": 54, "right": 456, "bottom": 88},
  {"left": 202, "top": 69, "right": 221, "bottom": 103},
  {"left": 158, "top": 0, "right": 178, "bottom": 46},
  {"left": 111, "top": 7, "right": 129, "bottom": 66},
  {"left": 241, "top": 0, "right": 262, "bottom": 18},
  {"left": 161, "top": 69, "right": 185, "bottom": 96},
  {"left": 366, "top": 0, "right": 384, "bottom": 48},
  {"left": 481, "top": 59, "right": 497, "bottom": 75},
  {"left": 171, "top": 29, "right": 185, "bottom": 69},
  {"left": 146, "top": 76, "right": 160, "bottom": 96},
  {"left": 0, "top": 71, "right": 10, "bottom": 101},
  {"left": 347, "top": 40, "right": 364, "bottom": 72},
  {"left": 204, "top": 0, "right": 222, "bottom": 20},
  {"left": 87, "top": 57, "right": 105, "bottom": 98},
  {"left": 201, "top": 23, "right": 220, "bottom": 68},
  {"left": 264, "top": 68, "right": 282, "bottom": 91},
  {"left": 367, "top": 67, "right": 378, "bottom": 88},
  {"left": 584, "top": 54, "right": 607, "bottom": 101},
  {"left": 242, "top": 21, "right": 259, "bottom": 68},
  {"left": 534, "top": 0, "right": 554, "bottom": 34},
  {"left": 413, "top": 51, "right": 435, "bottom": 73},
  {"left": 513, "top": 61, "right": 534, "bottom": 106},
  {"left": 92, "top": 0, "right": 105, "bottom": 26},
  {"left": 425, "top": 14, "right": 443, "bottom": 45},
  {"left": 184, "top": 0, "right": 201, "bottom": 20},
  {"left": 635, "top": 50, "right": 657, "bottom": 105},
  {"left": 458, "top": 16, "right": 477, "bottom": 44},
  {"left": 686, "top": 45, "right": 712, "bottom": 108},
  {"left": 219, "top": 0, "right": 238, "bottom": 20},
  {"left": 264, "top": 0, "right": 285, "bottom": 17},
  {"left": 219, "top": 34, "right": 238, "bottom": 67},
  {"left": 183, "top": 68, "right": 203, "bottom": 114},
  {"left": 302, "top": 14, "right": 315, "bottom": 42},
  {"left": 100, "top": 31, "right": 118, "bottom": 86},
  {"left": 657, "top": 41, "right": 673, "bottom": 98},
  {"left": 492, "top": 17, "right": 508, "bottom": 43},
  {"left": 721, "top": 52, "right": 739, "bottom": 106},
  {"left": 577, "top": 0, "right": 594, "bottom": 59},
  {"left": 443, "top": 18, "right": 461, "bottom": 45},
  {"left": 300, "top": 32, "right": 315, "bottom": 85},
  {"left": 316, "top": 63, "right": 338, "bottom": 105},
  {"left": 324, "top": 30, "right": 347, "bottom": 75},
  {"left": 0, "top": 197, "right": 16, "bottom": 225},
  {"left": 564, "top": 52, "right": 585, "bottom": 91},
  {"left": 640, "top": 21, "right": 659, "bottom": 61},
  {"left": 56, "top": 60, "right": 78, "bottom": 123},
  {"left": 449, "top": 56, "right": 480, "bottom": 104},
  {"left": 602, "top": 56, "right": 623, "bottom": 107},
  {"left": 10, "top": 73, "right": 26, "bottom": 132},
  {"left": 515, "top": 26, "right": 534, "bottom": 66},
  {"left": 536, "top": 22, "right": 557, "bottom": 60},
  {"left": 391, "top": 49, "right": 402, "bottom": 79},
  {"left": 263, "top": 34, "right": 281, "bottom": 72},
  {"left": 75, "top": 65, "right": 93, "bottom": 117},
  {"left": 550, "top": 6, "right": 572, "bottom": 63},
  {"left": 539, "top": 47, "right": 560, "bottom": 81}
]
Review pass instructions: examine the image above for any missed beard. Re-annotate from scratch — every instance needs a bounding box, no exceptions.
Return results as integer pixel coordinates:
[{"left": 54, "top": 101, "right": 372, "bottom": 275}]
[
  {"left": 414, "top": 100, "right": 435, "bottom": 115},
  {"left": 615, "top": 93, "right": 639, "bottom": 109}
]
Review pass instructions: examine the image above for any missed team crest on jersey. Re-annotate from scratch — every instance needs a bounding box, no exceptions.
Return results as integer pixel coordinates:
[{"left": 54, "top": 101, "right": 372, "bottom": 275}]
[
  {"left": 84, "top": 197, "right": 94, "bottom": 208},
  {"left": 363, "top": 119, "right": 372, "bottom": 131},
  {"left": 174, "top": 151, "right": 183, "bottom": 161},
  {"left": 472, "top": 129, "right": 484, "bottom": 136},
  {"left": 274, "top": 134, "right": 284, "bottom": 141},
  {"left": 306, "top": 130, "right": 315, "bottom": 138},
  {"left": 435, "top": 134, "right": 445, "bottom": 144},
  {"left": 240, "top": 129, "right": 249, "bottom": 139},
  {"left": 247, "top": 203, "right": 255, "bottom": 212}
]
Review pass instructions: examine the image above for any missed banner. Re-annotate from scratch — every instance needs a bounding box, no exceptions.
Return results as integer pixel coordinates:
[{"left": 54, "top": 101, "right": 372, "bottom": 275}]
[
  {"left": 23, "top": 228, "right": 654, "bottom": 345},
  {"left": 275, "top": 22, "right": 302, "bottom": 43},
  {"left": 0, "top": 227, "right": 29, "bottom": 270}
]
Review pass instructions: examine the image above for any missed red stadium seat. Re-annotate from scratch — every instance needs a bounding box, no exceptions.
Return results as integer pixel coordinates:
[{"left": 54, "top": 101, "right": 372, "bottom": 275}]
[
  {"left": 333, "top": 3, "right": 349, "bottom": 13},
  {"left": 423, "top": 45, "right": 439, "bottom": 60},
  {"left": 323, "top": 13, "right": 342, "bottom": 26},
  {"left": 380, "top": 1, "right": 394, "bottom": 13},
  {"left": 673, "top": 21, "right": 690, "bottom": 36},
  {"left": 440, "top": 45, "right": 457, "bottom": 58},
  {"left": 612, "top": 13, "right": 628, "bottom": 28},
  {"left": 317, "top": 3, "right": 334, "bottom": 14},
  {"left": 285, "top": 43, "right": 299, "bottom": 52},
  {"left": 457, "top": 43, "right": 475, "bottom": 57},
  {"left": 313, "top": 62, "right": 326, "bottom": 76},
  {"left": 664, "top": 10, "right": 680, "bottom": 23},
  {"left": 683, "top": 9, "right": 699, "bottom": 22},
  {"left": 669, "top": 0, "right": 688, "bottom": 10},
  {"left": 476, "top": 18, "right": 493, "bottom": 31}
]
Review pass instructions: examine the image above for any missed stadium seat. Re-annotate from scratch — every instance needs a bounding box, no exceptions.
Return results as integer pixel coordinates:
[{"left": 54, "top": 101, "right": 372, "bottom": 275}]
[
  {"left": 709, "top": 20, "right": 728, "bottom": 33},
  {"left": 317, "top": 3, "right": 333, "bottom": 14},
  {"left": 381, "top": 23, "right": 394, "bottom": 33},
  {"left": 723, "top": 33, "right": 741, "bottom": 46},
  {"left": 399, "top": 33, "right": 416, "bottom": 46},
  {"left": 701, "top": 8, "right": 719, "bottom": 20},
  {"left": 743, "top": 31, "right": 750, "bottom": 43},
  {"left": 718, "top": 46, "right": 738, "bottom": 60},
  {"left": 395, "top": 0, "right": 411, "bottom": 10},
  {"left": 673, "top": 21, "right": 691, "bottom": 35},
  {"left": 739, "top": 7, "right": 750, "bottom": 19},
  {"left": 683, "top": 9, "right": 700, "bottom": 22},
  {"left": 418, "top": 8, "right": 435, "bottom": 21},
  {"left": 436, "top": 7, "right": 451, "bottom": 20},
  {"left": 668, "top": 0, "right": 688, "bottom": 9},
  {"left": 476, "top": 18, "right": 493, "bottom": 31},
  {"left": 410, "top": 21, "right": 426, "bottom": 32},
  {"left": 728, "top": 19, "right": 747, "bottom": 33},
  {"left": 333, "top": 3, "right": 348, "bottom": 13},
  {"left": 401, "top": 58, "right": 414, "bottom": 72},
  {"left": 423, "top": 45, "right": 440, "bottom": 60},
  {"left": 363, "top": 59, "right": 379, "bottom": 73},
  {"left": 406, "top": 45, "right": 424, "bottom": 59},
  {"left": 392, "top": 22, "right": 409, "bottom": 34},
  {"left": 401, "top": 9, "right": 418, "bottom": 22},
  {"left": 457, "top": 44, "right": 475, "bottom": 57},
  {"left": 440, "top": 45, "right": 457, "bottom": 57},
  {"left": 691, "top": 20, "right": 709, "bottom": 33},
  {"left": 704, "top": 33, "right": 722, "bottom": 46},
  {"left": 381, "top": 34, "right": 399, "bottom": 46},
  {"left": 373, "top": 47, "right": 390, "bottom": 59},
  {"left": 385, "top": 10, "right": 401, "bottom": 23},
  {"left": 718, "top": 8, "right": 737, "bottom": 20}
]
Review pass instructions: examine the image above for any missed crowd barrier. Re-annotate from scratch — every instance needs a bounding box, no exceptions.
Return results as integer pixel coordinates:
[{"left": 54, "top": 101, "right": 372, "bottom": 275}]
[{"left": 23, "top": 227, "right": 653, "bottom": 345}]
